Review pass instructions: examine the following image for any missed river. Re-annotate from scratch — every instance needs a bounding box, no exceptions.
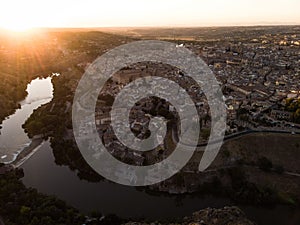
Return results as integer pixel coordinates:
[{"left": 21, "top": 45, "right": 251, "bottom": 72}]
[
  {"left": 0, "top": 77, "right": 53, "bottom": 164},
  {"left": 0, "top": 77, "right": 299, "bottom": 224},
  {"left": 20, "top": 141, "right": 300, "bottom": 224}
]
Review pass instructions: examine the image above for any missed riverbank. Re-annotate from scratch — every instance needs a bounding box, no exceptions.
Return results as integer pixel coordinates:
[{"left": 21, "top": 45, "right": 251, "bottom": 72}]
[
  {"left": 11, "top": 138, "right": 44, "bottom": 168},
  {"left": 124, "top": 206, "right": 254, "bottom": 225},
  {"left": 0, "top": 77, "right": 54, "bottom": 166},
  {"left": 20, "top": 140, "right": 300, "bottom": 225},
  {"left": 150, "top": 132, "right": 300, "bottom": 203}
]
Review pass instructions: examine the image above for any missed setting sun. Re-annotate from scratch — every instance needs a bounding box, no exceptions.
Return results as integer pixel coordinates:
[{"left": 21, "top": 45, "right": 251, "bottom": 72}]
[
  {"left": 2, "top": 22, "right": 33, "bottom": 32},
  {"left": 0, "top": 1, "right": 39, "bottom": 32},
  {"left": 1, "top": 0, "right": 300, "bottom": 29}
]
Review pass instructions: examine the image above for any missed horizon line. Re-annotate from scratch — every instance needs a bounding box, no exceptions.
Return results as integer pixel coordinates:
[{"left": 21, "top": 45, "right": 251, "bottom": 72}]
[{"left": 1, "top": 23, "right": 300, "bottom": 31}]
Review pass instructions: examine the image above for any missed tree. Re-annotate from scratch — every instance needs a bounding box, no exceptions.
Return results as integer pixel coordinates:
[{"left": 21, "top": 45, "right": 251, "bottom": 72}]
[
  {"left": 258, "top": 157, "right": 273, "bottom": 172},
  {"left": 201, "top": 128, "right": 211, "bottom": 140},
  {"left": 20, "top": 205, "right": 31, "bottom": 215},
  {"left": 274, "top": 165, "right": 284, "bottom": 174}
]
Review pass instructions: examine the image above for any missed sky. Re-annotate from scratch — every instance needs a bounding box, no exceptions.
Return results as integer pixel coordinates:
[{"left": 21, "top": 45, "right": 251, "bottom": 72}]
[{"left": 1, "top": 0, "right": 300, "bottom": 30}]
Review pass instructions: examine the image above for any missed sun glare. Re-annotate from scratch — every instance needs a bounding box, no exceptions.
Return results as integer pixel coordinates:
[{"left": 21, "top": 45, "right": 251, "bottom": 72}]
[
  {"left": 2, "top": 23, "right": 33, "bottom": 32},
  {"left": 0, "top": 0, "right": 300, "bottom": 29},
  {"left": 0, "top": 1, "right": 42, "bottom": 32}
]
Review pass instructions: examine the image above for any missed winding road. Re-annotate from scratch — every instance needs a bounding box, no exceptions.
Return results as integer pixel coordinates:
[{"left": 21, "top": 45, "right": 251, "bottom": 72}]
[{"left": 170, "top": 125, "right": 300, "bottom": 177}]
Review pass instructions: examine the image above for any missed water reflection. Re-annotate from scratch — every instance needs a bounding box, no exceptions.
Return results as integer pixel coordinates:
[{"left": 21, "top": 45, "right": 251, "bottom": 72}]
[
  {"left": 0, "top": 77, "right": 53, "bottom": 163},
  {"left": 21, "top": 141, "right": 300, "bottom": 224}
]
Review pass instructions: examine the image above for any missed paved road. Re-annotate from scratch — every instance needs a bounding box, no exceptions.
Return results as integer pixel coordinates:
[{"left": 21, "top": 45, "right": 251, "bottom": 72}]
[
  {"left": 171, "top": 126, "right": 300, "bottom": 176},
  {"left": 285, "top": 171, "right": 300, "bottom": 177},
  {"left": 172, "top": 125, "right": 300, "bottom": 148},
  {"left": 184, "top": 165, "right": 300, "bottom": 178}
]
